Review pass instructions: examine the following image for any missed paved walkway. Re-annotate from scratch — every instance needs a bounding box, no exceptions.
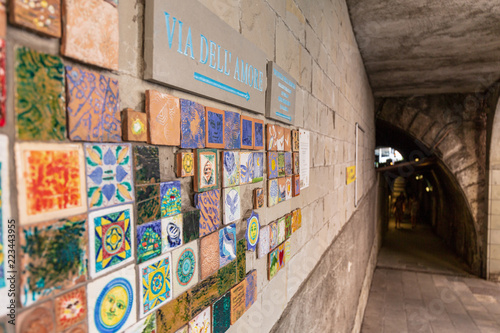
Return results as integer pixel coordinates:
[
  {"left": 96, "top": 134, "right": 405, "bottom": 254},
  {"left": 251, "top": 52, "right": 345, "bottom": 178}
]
[{"left": 361, "top": 221, "right": 500, "bottom": 333}]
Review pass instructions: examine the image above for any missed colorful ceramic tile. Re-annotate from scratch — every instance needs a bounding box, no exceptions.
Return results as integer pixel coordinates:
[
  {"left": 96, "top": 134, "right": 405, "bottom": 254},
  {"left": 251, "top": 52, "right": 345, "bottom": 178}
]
[
  {"left": 219, "top": 224, "right": 236, "bottom": 268},
  {"left": 175, "top": 325, "right": 188, "bottom": 333},
  {"left": 257, "top": 225, "right": 270, "bottom": 259},
  {"left": 136, "top": 186, "right": 161, "bottom": 225},
  {"left": 182, "top": 210, "right": 200, "bottom": 243},
  {"left": 278, "top": 243, "right": 285, "bottom": 268},
  {"left": 133, "top": 146, "right": 160, "bottom": 184},
  {"left": 268, "top": 179, "right": 278, "bottom": 207},
  {"left": 15, "top": 143, "right": 87, "bottom": 225},
  {"left": 0, "top": 136, "right": 8, "bottom": 314},
  {"left": 253, "top": 188, "right": 264, "bottom": 209},
  {"left": 292, "top": 130, "right": 300, "bottom": 152},
  {"left": 253, "top": 119, "right": 264, "bottom": 150},
  {"left": 180, "top": 99, "right": 205, "bottom": 149},
  {"left": 278, "top": 177, "right": 286, "bottom": 203},
  {"left": 293, "top": 174, "right": 300, "bottom": 197},
  {"left": 138, "top": 252, "right": 173, "bottom": 317},
  {"left": 124, "top": 313, "right": 156, "bottom": 333},
  {"left": 276, "top": 126, "right": 284, "bottom": 151},
  {"left": 246, "top": 212, "right": 260, "bottom": 252},
  {"left": 160, "top": 181, "right": 181, "bottom": 217},
  {"left": 284, "top": 239, "right": 291, "bottom": 263},
  {"left": 269, "top": 221, "right": 278, "bottom": 250},
  {"left": 216, "top": 260, "right": 236, "bottom": 295},
  {"left": 66, "top": 66, "right": 120, "bottom": 141},
  {"left": 156, "top": 292, "right": 190, "bottom": 333},
  {"left": 122, "top": 109, "right": 147, "bottom": 142},
  {"left": 212, "top": 293, "right": 231, "bottom": 333},
  {"left": 194, "top": 149, "right": 219, "bottom": 192},
  {"left": 222, "top": 151, "right": 239, "bottom": 187},
  {"left": 0, "top": 40, "right": 4, "bottom": 128},
  {"left": 285, "top": 176, "right": 292, "bottom": 200},
  {"left": 176, "top": 151, "right": 194, "bottom": 177},
  {"left": 11, "top": 0, "right": 61, "bottom": 37},
  {"left": 195, "top": 189, "right": 220, "bottom": 237},
  {"left": 188, "top": 274, "right": 220, "bottom": 318},
  {"left": 200, "top": 232, "right": 219, "bottom": 280},
  {"left": 136, "top": 220, "right": 162, "bottom": 264},
  {"left": 297, "top": 208, "right": 302, "bottom": 230},
  {"left": 236, "top": 239, "right": 246, "bottom": 282},
  {"left": 55, "top": 286, "right": 87, "bottom": 331},
  {"left": 104, "top": 0, "right": 118, "bottom": 6},
  {"left": 15, "top": 46, "right": 65, "bottom": 141},
  {"left": 277, "top": 152, "right": 285, "bottom": 177},
  {"left": 267, "top": 152, "right": 278, "bottom": 179},
  {"left": 239, "top": 152, "right": 253, "bottom": 185},
  {"left": 61, "top": 0, "right": 119, "bottom": 70},
  {"left": 283, "top": 128, "right": 291, "bottom": 151},
  {"left": 285, "top": 214, "right": 292, "bottom": 239},
  {"left": 188, "top": 307, "right": 211, "bottom": 333},
  {"left": 161, "top": 214, "right": 183, "bottom": 253},
  {"left": 224, "top": 110, "right": 240, "bottom": 150},
  {"left": 65, "top": 322, "right": 87, "bottom": 333},
  {"left": 145, "top": 90, "right": 181, "bottom": 146},
  {"left": 88, "top": 205, "right": 134, "bottom": 278},
  {"left": 293, "top": 152, "right": 300, "bottom": 174},
  {"left": 20, "top": 215, "right": 87, "bottom": 307},
  {"left": 205, "top": 107, "right": 225, "bottom": 148},
  {"left": 291, "top": 210, "right": 299, "bottom": 233},
  {"left": 17, "top": 301, "right": 56, "bottom": 333},
  {"left": 240, "top": 115, "right": 253, "bottom": 149},
  {"left": 245, "top": 270, "right": 257, "bottom": 310},
  {"left": 172, "top": 241, "right": 199, "bottom": 297},
  {"left": 268, "top": 247, "right": 279, "bottom": 280},
  {"left": 84, "top": 143, "right": 134, "bottom": 210},
  {"left": 266, "top": 124, "right": 277, "bottom": 151},
  {"left": 277, "top": 217, "right": 286, "bottom": 244},
  {"left": 223, "top": 187, "right": 240, "bottom": 225},
  {"left": 252, "top": 152, "right": 264, "bottom": 183},
  {"left": 87, "top": 265, "right": 136, "bottom": 333},
  {"left": 284, "top": 152, "right": 293, "bottom": 176},
  {"left": 230, "top": 280, "right": 246, "bottom": 325}
]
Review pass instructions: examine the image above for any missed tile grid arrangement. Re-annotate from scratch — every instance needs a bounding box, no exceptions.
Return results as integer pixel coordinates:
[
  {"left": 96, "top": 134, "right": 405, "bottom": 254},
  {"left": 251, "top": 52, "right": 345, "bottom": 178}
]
[{"left": 0, "top": 3, "right": 304, "bottom": 333}]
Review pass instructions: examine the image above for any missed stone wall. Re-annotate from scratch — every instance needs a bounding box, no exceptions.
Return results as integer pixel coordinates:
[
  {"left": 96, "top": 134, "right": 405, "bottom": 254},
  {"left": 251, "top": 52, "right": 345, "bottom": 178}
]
[{"left": 2, "top": 0, "right": 376, "bottom": 331}]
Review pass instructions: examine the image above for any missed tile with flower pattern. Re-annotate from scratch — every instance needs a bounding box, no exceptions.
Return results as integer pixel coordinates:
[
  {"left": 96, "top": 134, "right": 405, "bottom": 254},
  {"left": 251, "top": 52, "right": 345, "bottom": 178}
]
[{"left": 138, "top": 252, "right": 172, "bottom": 317}]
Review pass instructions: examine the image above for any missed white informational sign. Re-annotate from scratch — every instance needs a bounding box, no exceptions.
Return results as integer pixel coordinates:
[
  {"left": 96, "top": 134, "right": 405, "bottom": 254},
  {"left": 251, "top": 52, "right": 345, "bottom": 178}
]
[{"left": 299, "top": 129, "right": 310, "bottom": 189}]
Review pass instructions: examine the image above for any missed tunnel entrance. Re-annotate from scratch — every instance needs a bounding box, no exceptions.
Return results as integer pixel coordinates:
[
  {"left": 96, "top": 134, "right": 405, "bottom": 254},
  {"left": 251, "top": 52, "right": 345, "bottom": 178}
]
[{"left": 376, "top": 120, "right": 482, "bottom": 276}]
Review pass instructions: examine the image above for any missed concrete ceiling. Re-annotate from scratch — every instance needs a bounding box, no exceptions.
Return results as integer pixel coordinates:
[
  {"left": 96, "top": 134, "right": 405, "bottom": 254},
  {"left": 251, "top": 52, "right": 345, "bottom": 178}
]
[{"left": 345, "top": 0, "right": 500, "bottom": 97}]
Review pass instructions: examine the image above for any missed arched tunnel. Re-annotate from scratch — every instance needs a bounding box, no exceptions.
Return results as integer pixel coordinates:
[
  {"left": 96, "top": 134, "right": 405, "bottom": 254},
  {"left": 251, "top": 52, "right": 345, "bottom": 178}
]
[{"left": 376, "top": 119, "right": 483, "bottom": 276}]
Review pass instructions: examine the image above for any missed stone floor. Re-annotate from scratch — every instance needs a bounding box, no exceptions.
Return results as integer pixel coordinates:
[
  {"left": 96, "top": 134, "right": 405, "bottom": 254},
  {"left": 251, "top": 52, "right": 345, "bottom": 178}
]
[{"left": 361, "top": 221, "right": 500, "bottom": 333}]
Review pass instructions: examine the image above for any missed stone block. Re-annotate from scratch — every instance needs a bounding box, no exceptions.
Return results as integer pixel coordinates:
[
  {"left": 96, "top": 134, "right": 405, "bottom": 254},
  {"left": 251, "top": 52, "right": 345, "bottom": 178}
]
[
  {"left": 284, "top": 0, "right": 306, "bottom": 44},
  {"left": 299, "top": 45, "right": 312, "bottom": 90},
  {"left": 276, "top": 19, "right": 301, "bottom": 83},
  {"left": 490, "top": 244, "right": 500, "bottom": 260},
  {"left": 303, "top": 94, "right": 319, "bottom": 132},
  {"left": 490, "top": 213, "right": 500, "bottom": 229},
  {"left": 260, "top": 268, "right": 288, "bottom": 332},
  {"left": 241, "top": 0, "right": 276, "bottom": 60},
  {"left": 491, "top": 230, "right": 500, "bottom": 244},
  {"left": 197, "top": 0, "right": 240, "bottom": 31},
  {"left": 119, "top": 0, "right": 143, "bottom": 76}
]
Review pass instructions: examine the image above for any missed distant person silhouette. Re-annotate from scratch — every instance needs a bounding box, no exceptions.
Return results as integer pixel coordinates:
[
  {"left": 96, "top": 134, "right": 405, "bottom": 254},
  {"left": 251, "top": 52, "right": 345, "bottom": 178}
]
[{"left": 394, "top": 193, "right": 405, "bottom": 229}]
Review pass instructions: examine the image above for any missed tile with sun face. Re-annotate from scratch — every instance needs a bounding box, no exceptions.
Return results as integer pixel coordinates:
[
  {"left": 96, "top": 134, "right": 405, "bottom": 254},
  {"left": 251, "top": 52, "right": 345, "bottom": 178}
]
[
  {"left": 194, "top": 149, "right": 219, "bottom": 192},
  {"left": 246, "top": 211, "right": 260, "bottom": 252},
  {"left": 138, "top": 252, "right": 173, "bottom": 318},
  {"left": 55, "top": 286, "right": 87, "bottom": 331},
  {"left": 87, "top": 265, "right": 137, "bottom": 333},
  {"left": 205, "top": 107, "right": 225, "bottom": 148},
  {"left": 88, "top": 204, "right": 134, "bottom": 278}
]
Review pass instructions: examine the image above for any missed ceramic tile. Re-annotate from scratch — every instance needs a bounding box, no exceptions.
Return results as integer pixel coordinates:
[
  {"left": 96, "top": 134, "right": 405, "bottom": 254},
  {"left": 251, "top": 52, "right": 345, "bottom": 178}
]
[
  {"left": 20, "top": 215, "right": 87, "bottom": 307},
  {"left": 133, "top": 146, "right": 160, "bottom": 184},
  {"left": 267, "top": 179, "right": 278, "bottom": 207},
  {"left": 124, "top": 313, "right": 156, "bottom": 333},
  {"left": 236, "top": 239, "right": 246, "bottom": 282},
  {"left": 276, "top": 125, "right": 284, "bottom": 151},
  {"left": 223, "top": 187, "right": 240, "bottom": 225},
  {"left": 180, "top": 99, "right": 205, "bottom": 149},
  {"left": 200, "top": 232, "right": 219, "bottom": 280},
  {"left": 257, "top": 225, "right": 270, "bottom": 259},
  {"left": 160, "top": 181, "right": 181, "bottom": 217},
  {"left": 176, "top": 151, "right": 194, "bottom": 177},
  {"left": 292, "top": 129, "right": 300, "bottom": 151},
  {"left": 61, "top": 0, "right": 118, "bottom": 70},
  {"left": 188, "top": 274, "right": 219, "bottom": 318},
  {"left": 224, "top": 110, "right": 240, "bottom": 149},
  {"left": 252, "top": 152, "right": 264, "bottom": 183},
  {"left": 182, "top": 210, "right": 200, "bottom": 244},
  {"left": 285, "top": 176, "right": 292, "bottom": 200},
  {"left": 156, "top": 292, "right": 189, "bottom": 333},
  {"left": 216, "top": 260, "right": 236, "bottom": 295},
  {"left": 66, "top": 66, "right": 120, "bottom": 142},
  {"left": 194, "top": 149, "right": 219, "bottom": 192},
  {"left": 253, "top": 188, "right": 264, "bottom": 209},
  {"left": 269, "top": 221, "right": 278, "bottom": 250},
  {"left": 212, "top": 293, "right": 230, "bottom": 333},
  {"left": 277, "top": 217, "right": 286, "bottom": 244},
  {"left": 138, "top": 252, "right": 173, "bottom": 317},
  {"left": 268, "top": 247, "right": 279, "bottom": 280},
  {"left": 145, "top": 90, "right": 181, "bottom": 146},
  {"left": 195, "top": 189, "right": 220, "bottom": 237},
  {"left": 266, "top": 124, "right": 277, "bottom": 151},
  {"left": 230, "top": 280, "right": 246, "bottom": 324},
  {"left": 239, "top": 152, "right": 253, "bottom": 185},
  {"left": 253, "top": 119, "right": 264, "bottom": 150},
  {"left": 172, "top": 241, "right": 199, "bottom": 297},
  {"left": 161, "top": 213, "right": 183, "bottom": 253},
  {"left": 267, "top": 152, "right": 278, "bottom": 179},
  {"left": 277, "top": 152, "right": 285, "bottom": 177},
  {"left": 15, "top": 142, "right": 87, "bottom": 225},
  {"left": 84, "top": 143, "right": 134, "bottom": 210},
  {"left": 15, "top": 46, "right": 65, "bottom": 141},
  {"left": 88, "top": 204, "right": 134, "bottom": 278},
  {"left": 219, "top": 224, "right": 236, "bottom": 268},
  {"left": 122, "top": 109, "right": 147, "bottom": 142},
  {"left": 17, "top": 301, "right": 56, "bottom": 333},
  {"left": 278, "top": 177, "right": 286, "bottom": 203},
  {"left": 245, "top": 270, "right": 257, "bottom": 310},
  {"left": 293, "top": 152, "right": 299, "bottom": 175},
  {"left": 293, "top": 174, "right": 300, "bottom": 197},
  {"left": 222, "top": 151, "right": 239, "bottom": 187},
  {"left": 136, "top": 220, "right": 162, "bottom": 264},
  {"left": 11, "top": 0, "right": 61, "bottom": 37},
  {"left": 285, "top": 213, "right": 292, "bottom": 239},
  {"left": 189, "top": 307, "right": 211, "bottom": 333},
  {"left": 240, "top": 115, "right": 253, "bottom": 149},
  {"left": 205, "top": 107, "right": 225, "bottom": 148},
  {"left": 0, "top": 4, "right": 6, "bottom": 38},
  {"left": 283, "top": 128, "right": 291, "bottom": 151},
  {"left": 246, "top": 212, "right": 260, "bottom": 251},
  {"left": 54, "top": 286, "right": 87, "bottom": 331}
]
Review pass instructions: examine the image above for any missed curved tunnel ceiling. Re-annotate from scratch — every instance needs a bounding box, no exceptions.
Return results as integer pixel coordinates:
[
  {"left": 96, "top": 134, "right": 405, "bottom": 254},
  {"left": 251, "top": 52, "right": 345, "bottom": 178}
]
[{"left": 345, "top": 0, "right": 500, "bottom": 97}]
